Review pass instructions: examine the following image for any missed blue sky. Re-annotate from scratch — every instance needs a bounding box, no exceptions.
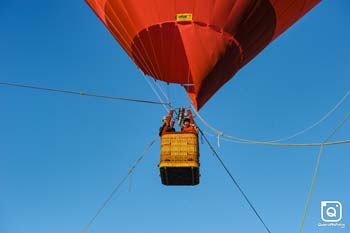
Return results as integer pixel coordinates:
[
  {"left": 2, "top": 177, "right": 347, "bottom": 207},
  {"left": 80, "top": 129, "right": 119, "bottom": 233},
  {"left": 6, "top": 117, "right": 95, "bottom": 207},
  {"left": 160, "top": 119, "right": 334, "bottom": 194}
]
[{"left": 1, "top": 1, "right": 349, "bottom": 233}]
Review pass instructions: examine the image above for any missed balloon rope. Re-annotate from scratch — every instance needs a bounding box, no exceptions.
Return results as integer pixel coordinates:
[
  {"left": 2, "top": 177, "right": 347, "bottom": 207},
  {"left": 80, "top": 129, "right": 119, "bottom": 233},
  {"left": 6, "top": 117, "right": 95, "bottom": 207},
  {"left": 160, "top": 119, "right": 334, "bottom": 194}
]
[
  {"left": 268, "top": 89, "right": 350, "bottom": 142},
  {"left": 142, "top": 76, "right": 171, "bottom": 112},
  {"left": 192, "top": 106, "right": 350, "bottom": 147},
  {"left": 0, "top": 81, "right": 170, "bottom": 106},
  {"left": 82, "top": 135, "right": 158, "bottom": 233},
  {"left": 153, "top": 79, "right": 171, "bottom": 104},
  {"left": 199, "top": 127, "right": 272, "bottom": 233},
  {"left": 298, "top": 110, "right": 350, "bottom": 232}
]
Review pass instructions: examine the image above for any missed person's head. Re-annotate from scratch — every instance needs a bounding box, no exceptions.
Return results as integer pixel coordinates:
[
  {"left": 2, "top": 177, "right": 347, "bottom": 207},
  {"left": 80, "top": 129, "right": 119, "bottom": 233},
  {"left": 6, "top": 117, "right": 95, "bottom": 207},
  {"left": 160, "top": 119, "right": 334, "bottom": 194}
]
[
  {"left": 162, "top": 116, "right": 168, "bottom": 124},
  {"left": 183, "top": 118, "right": 190, "bottom": 127}
]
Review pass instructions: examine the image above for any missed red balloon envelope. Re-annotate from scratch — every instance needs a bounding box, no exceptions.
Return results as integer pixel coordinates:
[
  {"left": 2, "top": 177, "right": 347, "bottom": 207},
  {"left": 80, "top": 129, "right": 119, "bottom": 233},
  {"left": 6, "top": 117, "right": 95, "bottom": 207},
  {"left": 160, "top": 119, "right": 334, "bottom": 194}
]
[{"left": 86, "top": 0, "right": 320, "bottom": 110}]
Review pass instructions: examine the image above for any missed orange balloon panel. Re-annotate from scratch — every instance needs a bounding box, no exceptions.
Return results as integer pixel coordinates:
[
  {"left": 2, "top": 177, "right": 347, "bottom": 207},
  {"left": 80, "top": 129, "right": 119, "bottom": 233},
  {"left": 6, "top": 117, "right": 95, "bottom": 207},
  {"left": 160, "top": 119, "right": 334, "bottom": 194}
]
[{"left": 86, "top": 0, "right": 320, "bottom": 109}]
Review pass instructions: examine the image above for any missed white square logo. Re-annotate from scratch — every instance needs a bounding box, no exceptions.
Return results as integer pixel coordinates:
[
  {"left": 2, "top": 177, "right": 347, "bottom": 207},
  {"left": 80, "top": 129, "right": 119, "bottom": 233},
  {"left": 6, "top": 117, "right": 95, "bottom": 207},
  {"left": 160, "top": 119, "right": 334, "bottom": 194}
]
[{"left": 321, "top": 201, "right": 342, "bottom": 222}]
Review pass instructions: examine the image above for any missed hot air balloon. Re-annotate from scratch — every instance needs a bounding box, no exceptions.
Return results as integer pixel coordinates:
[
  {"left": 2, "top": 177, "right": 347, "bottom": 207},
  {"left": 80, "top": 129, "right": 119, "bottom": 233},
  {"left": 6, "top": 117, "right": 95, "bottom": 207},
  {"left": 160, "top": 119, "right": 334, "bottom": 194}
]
[
  {"left": 86, "top": 0, "right": 320, "bottom": 185},
  {"left": 86, "top": 0, "right": 320, "bottom": 110}
]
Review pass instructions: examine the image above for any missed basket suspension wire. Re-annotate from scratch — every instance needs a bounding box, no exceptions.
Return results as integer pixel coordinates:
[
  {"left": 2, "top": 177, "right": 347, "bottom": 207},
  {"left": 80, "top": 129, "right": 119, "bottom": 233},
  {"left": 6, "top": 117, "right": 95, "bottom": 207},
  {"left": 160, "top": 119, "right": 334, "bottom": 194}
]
[
  {"left": 166, "top": 82, "right": 171, "bottom": 107},
  {"left": 298, "top": 109, "right": 350, "bottom": 233},
  {"left": 154, "top": 79, "right": 171, "bottom": 104},
  {"left": 142, "top": 75, "right": 171, "bottom": 112},
  {"left": 82, "top": 135, "right": 158, "bottom": 233},
  {"left": 198, "top": 127, "right": 272, "bottom": 233},
  {"left": 186, "top": 66, "right": 192, "bottom": 108}
]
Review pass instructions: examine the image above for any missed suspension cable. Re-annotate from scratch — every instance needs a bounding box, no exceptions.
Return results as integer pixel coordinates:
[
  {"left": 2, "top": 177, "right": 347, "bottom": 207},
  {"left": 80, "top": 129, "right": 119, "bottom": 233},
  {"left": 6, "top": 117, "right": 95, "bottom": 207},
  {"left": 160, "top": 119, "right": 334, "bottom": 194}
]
[
  {"left": 198, "top": 127, "right": 272, "bottom": 233},
  {"left": 298, "top": 110, "right": 350, "bottom": 233},
  {"left": 82, "top": 136, "right": 158, "bottom": 233},
  {"left": 154, "top": 79, "right": 170, "bottom": 104},
  {"left": 142, "top": 75, "right": 171, "bottom": 112},
  {"left": 0, "top": 81, "right": 170, "bottom": 106}
]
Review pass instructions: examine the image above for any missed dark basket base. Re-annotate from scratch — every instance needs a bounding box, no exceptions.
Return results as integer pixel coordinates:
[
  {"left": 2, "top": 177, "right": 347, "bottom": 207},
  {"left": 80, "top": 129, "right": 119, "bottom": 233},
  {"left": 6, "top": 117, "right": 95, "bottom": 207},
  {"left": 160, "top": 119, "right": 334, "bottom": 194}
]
[{"left": 160, "top": 167, "right": 200, "bottom": 186}]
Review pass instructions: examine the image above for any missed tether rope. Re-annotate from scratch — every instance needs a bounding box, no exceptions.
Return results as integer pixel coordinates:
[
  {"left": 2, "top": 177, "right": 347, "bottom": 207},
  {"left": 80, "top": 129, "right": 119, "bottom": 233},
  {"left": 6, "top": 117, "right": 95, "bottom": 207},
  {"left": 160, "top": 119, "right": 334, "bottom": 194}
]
[
  {"left": 269, "top": 89, "right": 350, "bottom": 142},
  {"left": 298, "top": 110, "right": 350, "bottom": 233},
  {"left": 0, "top": 81, "right": 170, "bottom": 106},
  {"left": 193, "top": 106, "right": 350, "bottom": 147},
  {"left": 81, "top": 136, "right": 158, "bottom": 233},
  {"left": 199, "top": 127, "right": 272, "bottom": 233}
]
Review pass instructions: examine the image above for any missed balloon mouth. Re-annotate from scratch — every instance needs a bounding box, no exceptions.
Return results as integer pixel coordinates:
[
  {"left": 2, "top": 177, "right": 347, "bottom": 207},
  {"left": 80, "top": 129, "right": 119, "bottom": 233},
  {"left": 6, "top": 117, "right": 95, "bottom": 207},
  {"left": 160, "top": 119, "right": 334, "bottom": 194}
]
[
  {"left": 131, "top": 22, "right": 193, "bottom": 85},
  {"left": 128, "top": 22, "right": 246, "bottom": 109}
]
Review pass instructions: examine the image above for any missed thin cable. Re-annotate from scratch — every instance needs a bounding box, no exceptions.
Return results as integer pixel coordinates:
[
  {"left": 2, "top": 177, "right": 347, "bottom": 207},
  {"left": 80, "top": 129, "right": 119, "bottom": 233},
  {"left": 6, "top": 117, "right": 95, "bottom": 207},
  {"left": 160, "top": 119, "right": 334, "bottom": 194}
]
[
  {"left": 154, "top": 80, "right": 170, "bottom": 104},
  {"left": 192, "top": 106, "right": 350, "bottom": 147},
  {"left": 298, "top": 110, "right": 350, "bottom": 233},
  {"left": 142, "top": 76, "right": 170, "bottom": 112},
  {"left": 269, "top": 89, "right": 350, "bottom": 142},
  {"left": 82, "top": 136, "right": 158, "bottom": 233},
  {"left": 212, "top": 135, "right": 350, "bottom": 147},
  {"left": 298, "top": 145, "right": 323, "bottom": 233},
  {"left": 0, "top": 81, "right": 170, "bottom": 106},
  {"left": 166, "top": 82, "right": 172, "bottom": 108},
  {"left": 198, "top": 128, "right": 272, "bottom": 233}
]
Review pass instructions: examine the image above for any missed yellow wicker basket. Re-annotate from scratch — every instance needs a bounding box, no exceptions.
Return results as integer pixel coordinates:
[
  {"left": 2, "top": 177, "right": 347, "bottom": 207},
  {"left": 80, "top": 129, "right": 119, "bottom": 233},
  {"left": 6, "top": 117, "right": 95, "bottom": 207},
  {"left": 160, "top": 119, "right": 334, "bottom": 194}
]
[{"left": 159, "top": 132, "right": 200, "bottom": 185}]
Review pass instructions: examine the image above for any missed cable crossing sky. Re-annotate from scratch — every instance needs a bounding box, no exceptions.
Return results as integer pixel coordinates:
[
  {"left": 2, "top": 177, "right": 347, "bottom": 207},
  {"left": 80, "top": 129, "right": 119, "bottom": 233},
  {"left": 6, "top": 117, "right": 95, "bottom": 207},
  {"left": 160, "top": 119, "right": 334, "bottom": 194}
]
[{"left": 0, "top": 81, "right": 171, "bottom": 106}]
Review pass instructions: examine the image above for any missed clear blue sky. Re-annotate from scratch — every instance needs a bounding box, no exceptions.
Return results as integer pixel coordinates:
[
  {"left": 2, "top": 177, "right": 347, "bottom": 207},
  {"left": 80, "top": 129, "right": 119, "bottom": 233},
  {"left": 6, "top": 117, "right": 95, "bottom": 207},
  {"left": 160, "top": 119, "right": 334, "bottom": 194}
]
[{"left": 1, "top": 1, "right": 349, "bottom": 233}]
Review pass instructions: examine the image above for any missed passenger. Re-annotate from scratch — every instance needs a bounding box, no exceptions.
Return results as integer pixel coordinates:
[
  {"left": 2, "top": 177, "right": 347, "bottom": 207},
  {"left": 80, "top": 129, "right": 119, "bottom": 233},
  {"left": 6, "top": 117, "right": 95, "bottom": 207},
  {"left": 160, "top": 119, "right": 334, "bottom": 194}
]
[
  {"left": 180, "top": 118, "right": 198, "bottom": 133},
  {"left": 159, "top": 110, "right": 175, "bottom": 136},
  {"left": 159, "top": 117, "right": 168, "bottom": 136},
  {"left": 167, "top": 120, "right": 176, "bottom": 132}
]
